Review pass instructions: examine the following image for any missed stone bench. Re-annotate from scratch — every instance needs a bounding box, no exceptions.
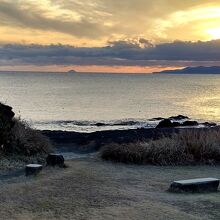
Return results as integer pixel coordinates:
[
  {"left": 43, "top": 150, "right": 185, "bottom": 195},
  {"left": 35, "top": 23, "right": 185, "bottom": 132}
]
[
  {"left": 169, "top": 178, "right": 219, "bottom": 193},
  {"left": 25, "top": 164, "right": 43, "bottom": 176},
  {"left": 46, "top": 153, "right": 65, "bottom": 167}
]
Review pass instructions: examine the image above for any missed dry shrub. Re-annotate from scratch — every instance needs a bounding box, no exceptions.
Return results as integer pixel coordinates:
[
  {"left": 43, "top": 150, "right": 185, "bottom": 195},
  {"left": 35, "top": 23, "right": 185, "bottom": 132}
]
[
  {"left": 7, "top": 119, "right": 53, "bottom": 156},
  {"left": 101, "top": 128, "right": 220, "bottom": 165},
  {"left": 0, "top": 102, "right": 52, "bottom": 167},
  {"left": 101, "top": 143, "right": 147, "bottom": 165},
  {"left": 174, "top": 129, "right": 220, "bottom": 163}
]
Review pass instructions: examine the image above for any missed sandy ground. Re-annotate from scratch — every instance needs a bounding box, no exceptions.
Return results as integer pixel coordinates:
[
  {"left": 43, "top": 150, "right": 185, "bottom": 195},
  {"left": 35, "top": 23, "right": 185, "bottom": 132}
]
[{"left": 0, "top": 156, "right": 220, "bottom": 220}]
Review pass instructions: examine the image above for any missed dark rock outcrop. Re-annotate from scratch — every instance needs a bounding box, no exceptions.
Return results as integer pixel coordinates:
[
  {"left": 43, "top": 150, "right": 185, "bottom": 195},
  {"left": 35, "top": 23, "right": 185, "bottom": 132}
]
[
  {"left": 156, "top": 119, "right": 174, "bottom": 128},
  {"left": 0, "top": 104, "right": 15, "bottom": 121},
  {"left": 168, "top": 115, "right": 189, "bottom": 120},
  {"left": 149, "top": 117, "right": 165, "bottom": 121},
  {"left": 94, "top": 123, "right": 106, "bottom": 127},
  {"left": 172, "top": 122, "right": 181, "bottom": 127},
  {"left": 156, "top": 119, "right": 199, "bottom": 128},
  {"left": 202, "top": 122, "right": 217, "bottom": 127},
  {"left": 0, "top": 103, "right": 15, "bottom": 150},
  {"left": 150, "top": 115, "right": 189, "bottom": 121},
  {"left": 182, "top": 121, "right": 199, "bottom": 126},
  {"left": 156, "top": 119, "right": 182, "bottom": 128},
  {"left": 43, "top": 125, "right": 220, "bottom": 153}
]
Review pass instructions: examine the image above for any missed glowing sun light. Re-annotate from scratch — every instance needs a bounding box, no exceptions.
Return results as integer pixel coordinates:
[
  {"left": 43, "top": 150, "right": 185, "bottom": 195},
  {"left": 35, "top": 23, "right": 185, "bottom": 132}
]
[{"left": 207, "top": 27, "right": 220, "bottom": 40}]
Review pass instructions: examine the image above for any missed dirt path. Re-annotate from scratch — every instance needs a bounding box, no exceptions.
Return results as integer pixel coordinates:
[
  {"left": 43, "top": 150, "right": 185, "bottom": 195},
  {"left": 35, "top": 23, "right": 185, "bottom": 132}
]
[{"left": 0, "top": 157, "right": 220, "bottom": 219}]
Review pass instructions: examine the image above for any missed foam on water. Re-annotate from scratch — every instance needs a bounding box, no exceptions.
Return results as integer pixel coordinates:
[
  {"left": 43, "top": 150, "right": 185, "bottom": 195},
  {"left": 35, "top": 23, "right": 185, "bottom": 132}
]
[{"left": 33, "top": 119, "right": 157, "bottom": 132}]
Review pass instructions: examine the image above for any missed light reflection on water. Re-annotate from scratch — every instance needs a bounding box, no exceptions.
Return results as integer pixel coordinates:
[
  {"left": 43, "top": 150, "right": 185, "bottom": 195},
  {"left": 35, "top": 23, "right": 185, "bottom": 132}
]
[{"left": 0, "top": 71, "right": 219, "bottom": 131}]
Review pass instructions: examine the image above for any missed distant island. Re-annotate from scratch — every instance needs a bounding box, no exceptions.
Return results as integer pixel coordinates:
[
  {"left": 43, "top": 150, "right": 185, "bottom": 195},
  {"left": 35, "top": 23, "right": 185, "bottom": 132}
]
[
  {"left": 67, "top": 69, "right": 77, "bottom": 73},
  {"left": 153, "top": 66, "right": 220, "bottom": 74}
]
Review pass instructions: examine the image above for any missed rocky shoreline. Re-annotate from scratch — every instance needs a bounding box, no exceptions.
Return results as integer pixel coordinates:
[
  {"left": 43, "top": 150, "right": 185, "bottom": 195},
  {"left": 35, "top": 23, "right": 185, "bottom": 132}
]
[{"left": 42, "top": 125, "right": 220, "bottom": 153}]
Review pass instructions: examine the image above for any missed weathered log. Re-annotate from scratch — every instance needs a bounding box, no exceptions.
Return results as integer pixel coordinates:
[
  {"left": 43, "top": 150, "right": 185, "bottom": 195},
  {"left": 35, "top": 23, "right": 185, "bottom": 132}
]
[
  {"left": 25, "top": 164, "right": 43, "bottom": 176},
  {"left": 169, "top": 178, "right": 219, "bottom": 193},
  {"left": 46, "top": 153, "right": 65, "bottom": 167}
]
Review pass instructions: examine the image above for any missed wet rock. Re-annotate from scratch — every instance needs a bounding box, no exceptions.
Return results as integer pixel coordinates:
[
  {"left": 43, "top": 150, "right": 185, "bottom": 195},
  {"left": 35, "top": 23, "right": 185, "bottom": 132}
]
[
  {"left": 172, "top": 122, "right": 181, "bottom": 127},
  {"left": 202, "top": 122, "right": 217, "bottom": 127},
  {"left": 94, "top": 123, "right": 106, "bottom": 127},
  {"left": 156, "top": 119, "right": 175, "bottom": 128},
  {"left": 149, "top": 117, "right": 165, "bottom": 121},
  {"left": 46, "top": 153, "right": 65, "bottom": 167},
  {"left": 168, "top": 115, "right": 189, "bottom": 120},
  {"left": 182, "top": 121, "right": 199, "bottom": 126},
  {"left": 0, "top": 104, "right": 14, "bottom": 119},
  {"left": 0, "top": 103, "right": 15, "bottom": 150},
  {"left": 0, "top": 103, "right": 15, "bottom": 129},
  {"left": 156, "top": 119, "right": 199, "bottom": 128},
  {"left": 169, "top": 178, "right": 219, "bottom": 193},
  {"left": 25, "top": 164, "right": 43, "bottom": 176}
]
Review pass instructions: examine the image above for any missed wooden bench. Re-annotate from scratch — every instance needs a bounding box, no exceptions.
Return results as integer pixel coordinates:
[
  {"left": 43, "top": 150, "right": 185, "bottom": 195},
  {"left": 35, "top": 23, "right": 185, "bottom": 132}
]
[{"left": 169, "top": 178, "right": 219, "bottom": 193}]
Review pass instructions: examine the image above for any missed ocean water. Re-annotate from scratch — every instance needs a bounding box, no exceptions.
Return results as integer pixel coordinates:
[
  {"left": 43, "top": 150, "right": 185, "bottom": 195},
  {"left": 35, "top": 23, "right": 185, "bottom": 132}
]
[{"left": 0, "top": 71, "right": 220, "bottom": 132}]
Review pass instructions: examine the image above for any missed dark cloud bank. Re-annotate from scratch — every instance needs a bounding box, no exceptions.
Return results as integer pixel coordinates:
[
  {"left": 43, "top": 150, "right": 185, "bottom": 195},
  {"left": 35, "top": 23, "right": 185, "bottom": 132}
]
[{"left": 1, "top": 39, "right": 220, "bottom": 67}]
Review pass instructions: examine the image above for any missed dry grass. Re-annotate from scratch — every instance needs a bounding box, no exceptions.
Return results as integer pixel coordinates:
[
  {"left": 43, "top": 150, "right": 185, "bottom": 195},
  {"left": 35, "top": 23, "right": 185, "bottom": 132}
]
[
  {"left": 0, "top": 119, "right": 53, "bottom": 170},
  {"left": 0, "top": 103, "right": 52, "bottom": 170},
  {"left": 1, "top": 158, "right": 220, "bottom": 219},
  {"left": 9, "top": 119, "right": 53, "bottom": 156},
  {"left": 101, "top": 128, "right": 220, "bottom": 165}
]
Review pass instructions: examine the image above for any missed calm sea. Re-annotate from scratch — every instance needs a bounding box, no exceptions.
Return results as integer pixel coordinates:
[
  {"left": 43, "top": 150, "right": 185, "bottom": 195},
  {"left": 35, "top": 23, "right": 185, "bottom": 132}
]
[{"left": 0, "top": 71, "right": 219, "bottom": 132}]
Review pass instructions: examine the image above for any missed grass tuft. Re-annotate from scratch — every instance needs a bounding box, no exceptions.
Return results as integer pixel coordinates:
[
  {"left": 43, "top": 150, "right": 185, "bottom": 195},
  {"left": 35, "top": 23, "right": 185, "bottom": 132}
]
[
  {"left": 8, "top": 119, "right": 53, "bottom": 156},
  {"left": 101, "top": 128, "right": 220, "bottom": 165}
]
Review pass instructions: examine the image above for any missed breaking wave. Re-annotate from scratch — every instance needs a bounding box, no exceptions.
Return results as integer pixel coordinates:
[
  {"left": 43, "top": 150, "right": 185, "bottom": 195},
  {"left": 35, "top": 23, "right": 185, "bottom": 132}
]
[{"left": 33, "top": 119, "right": 160, "bottom": 132}]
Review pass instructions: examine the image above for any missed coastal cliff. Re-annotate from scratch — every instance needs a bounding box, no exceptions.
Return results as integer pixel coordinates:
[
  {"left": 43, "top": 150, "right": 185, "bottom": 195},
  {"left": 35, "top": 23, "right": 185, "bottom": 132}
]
[{"left": 154, "top": 66, "right": 220, "bottom": 74}]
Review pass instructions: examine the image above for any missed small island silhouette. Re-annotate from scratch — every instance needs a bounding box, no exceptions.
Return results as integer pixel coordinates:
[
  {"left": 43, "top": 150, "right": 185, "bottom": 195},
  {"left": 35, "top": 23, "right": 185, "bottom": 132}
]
[{"left": 67, "top": 69, "right": 77, "bottom": 73}]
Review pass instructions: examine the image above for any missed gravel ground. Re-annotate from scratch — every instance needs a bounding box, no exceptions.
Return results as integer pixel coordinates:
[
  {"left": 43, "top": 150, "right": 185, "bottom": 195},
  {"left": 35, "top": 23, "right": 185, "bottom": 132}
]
[{"left": 0, "top": 157, "right": 220, "bottom": 220}]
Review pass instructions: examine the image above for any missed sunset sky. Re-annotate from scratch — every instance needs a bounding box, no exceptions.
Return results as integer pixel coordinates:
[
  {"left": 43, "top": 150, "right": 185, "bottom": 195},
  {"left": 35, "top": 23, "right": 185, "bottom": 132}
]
[{"left": 1, "top": 0, "right": 220, "bottom": 72}]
